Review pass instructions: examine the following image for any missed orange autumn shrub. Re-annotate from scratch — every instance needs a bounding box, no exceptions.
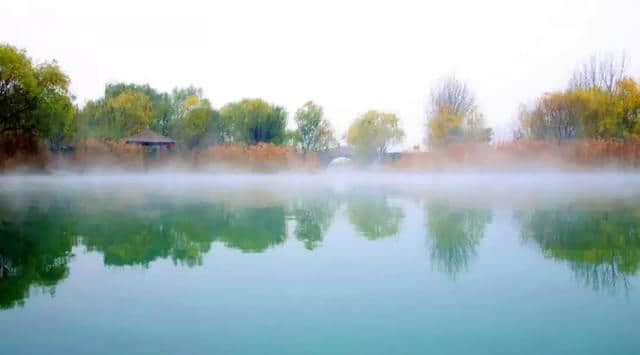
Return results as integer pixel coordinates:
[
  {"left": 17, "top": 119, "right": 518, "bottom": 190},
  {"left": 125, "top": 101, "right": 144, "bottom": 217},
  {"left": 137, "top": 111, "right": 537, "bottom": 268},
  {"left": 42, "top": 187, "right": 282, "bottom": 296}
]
[
  {"left": 0, "top": 133, "right": 51, "bottom": 172},
  {"left": 73, "top": 138, "right": 144, "bottom": 170},
  {"left": 390, "top": 143, "right": 500, "bottom": 170},
  {"left": 570, "top": 140, "right": 640, "bottom": 167},
  {"left": 391, "top": 140, "right": 640, "bottom": 171},
  {"left": 0, "top": 149, "right": 50, "bottom": 172},
  {"left": 4, "top": 135, "right": 640, "bottom": 173},
  {"left": 194, "top": 143, "right": 316, "bottom": 172}
]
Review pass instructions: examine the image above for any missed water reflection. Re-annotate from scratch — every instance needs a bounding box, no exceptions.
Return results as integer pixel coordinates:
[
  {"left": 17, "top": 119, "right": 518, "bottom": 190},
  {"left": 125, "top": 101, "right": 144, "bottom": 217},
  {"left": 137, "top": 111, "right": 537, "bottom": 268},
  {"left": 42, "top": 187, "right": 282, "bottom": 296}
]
[
  {"left": 77, "top": 203, "right": 289, "bottom": 261},
  {"left": 292, "top": 195, "right": 340, "bottom": 250},
  {"left": 347, "top": 194, "right": 404, "bottom": 240},
  {"left": 0, "top": 205, "right": 76, "bottom": 309},
  {"left": 0, "top": 198, "right": 291, "bottom": 308},
  {"left": 3, "top": 188, "right": 640, "bottom": 310},
  {"left": 520, "top": 207, "right": 640, "bottom": 291},
  {"left": 217, "top": 206, "right": 286, "bottom": 252},
  {"left": 425, "top": 203, "right": 492, "bottom": 276},
  {"left": 80, "top": 203, "right": 227, "bottom": 267}
]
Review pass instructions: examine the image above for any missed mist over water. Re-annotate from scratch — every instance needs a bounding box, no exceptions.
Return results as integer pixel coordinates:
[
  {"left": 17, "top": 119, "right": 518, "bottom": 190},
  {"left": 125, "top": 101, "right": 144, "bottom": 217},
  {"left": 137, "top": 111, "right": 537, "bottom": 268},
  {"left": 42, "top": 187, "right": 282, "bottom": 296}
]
[
  {"left": 3, "top": 171, "right": 640, "bottom": 208},
  {"left": 1, "top": 172, "right": 640, "bottom": 355}
]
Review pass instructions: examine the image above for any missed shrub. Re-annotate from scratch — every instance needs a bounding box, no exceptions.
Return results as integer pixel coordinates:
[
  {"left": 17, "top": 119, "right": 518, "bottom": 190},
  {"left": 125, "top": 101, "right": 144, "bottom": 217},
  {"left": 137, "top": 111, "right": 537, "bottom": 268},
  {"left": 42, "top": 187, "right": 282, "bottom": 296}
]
[
  {"left": 193, "top": 143, "right": 316, "bottom": 172},
  {"left": 390, "top": 140, "right": 640, "bottom": 171},
  {"left": 73, "top": 138, "right": 144, "bottom": 170},
  {"left": 0, "top": 133, "right": 50, "bottom": 172}
]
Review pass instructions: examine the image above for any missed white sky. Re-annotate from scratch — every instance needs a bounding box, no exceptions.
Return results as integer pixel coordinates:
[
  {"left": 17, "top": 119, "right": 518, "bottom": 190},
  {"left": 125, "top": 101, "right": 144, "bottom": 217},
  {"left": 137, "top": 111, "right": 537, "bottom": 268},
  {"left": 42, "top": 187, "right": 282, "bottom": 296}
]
[{"left": 2, "top": 0, "right": 639, "bottom": 148}]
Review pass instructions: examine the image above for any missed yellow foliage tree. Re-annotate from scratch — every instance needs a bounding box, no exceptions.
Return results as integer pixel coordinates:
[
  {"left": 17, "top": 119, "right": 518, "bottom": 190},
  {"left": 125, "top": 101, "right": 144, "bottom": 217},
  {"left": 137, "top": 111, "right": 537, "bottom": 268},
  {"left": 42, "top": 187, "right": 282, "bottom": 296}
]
[
  {"left": 347, "top": 110, "right": 404, "bottom": 162},
  {"left": 519, "top": 77, "right": 640, "bottom": 142},
  {"left": 110, "top": 91, "right": 152, "bottom": 137},
  {"left": 427, "top": 108, "right": 463, "bottom": 146},
  {"left": 426, "top": 76, "right": 492, "bottom": 147},
  {"left": 614, "top": 78, "right": 640, "bottom": 139}
]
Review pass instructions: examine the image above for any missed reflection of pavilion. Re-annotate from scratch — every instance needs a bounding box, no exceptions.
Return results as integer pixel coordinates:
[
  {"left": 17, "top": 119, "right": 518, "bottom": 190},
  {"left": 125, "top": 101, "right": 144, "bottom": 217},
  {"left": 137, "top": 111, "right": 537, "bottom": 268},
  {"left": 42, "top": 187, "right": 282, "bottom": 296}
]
[{"left": 0, "top": 254, "right": 13, "bottom": 278}]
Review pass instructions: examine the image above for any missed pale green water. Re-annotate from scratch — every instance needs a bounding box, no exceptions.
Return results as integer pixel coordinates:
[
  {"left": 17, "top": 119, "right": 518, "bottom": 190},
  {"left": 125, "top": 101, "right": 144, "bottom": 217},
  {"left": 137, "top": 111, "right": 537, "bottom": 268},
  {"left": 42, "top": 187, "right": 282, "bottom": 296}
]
[{"left": 1, "top": 174, "right": 640, "bottom": 355}]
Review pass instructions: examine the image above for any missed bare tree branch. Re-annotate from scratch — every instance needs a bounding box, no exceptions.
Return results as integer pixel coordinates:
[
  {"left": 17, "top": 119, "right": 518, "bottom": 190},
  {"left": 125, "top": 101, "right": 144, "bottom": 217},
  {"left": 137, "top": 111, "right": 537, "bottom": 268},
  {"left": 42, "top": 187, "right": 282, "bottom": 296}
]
[{"left": 569, "top": 52, "right": 627, "bottom": 93}]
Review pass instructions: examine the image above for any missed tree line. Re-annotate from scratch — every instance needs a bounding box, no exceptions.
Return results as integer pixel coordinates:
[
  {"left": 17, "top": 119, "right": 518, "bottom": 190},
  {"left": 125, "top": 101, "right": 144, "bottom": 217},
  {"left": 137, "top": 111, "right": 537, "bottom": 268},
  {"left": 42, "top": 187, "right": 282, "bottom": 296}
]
[
  {"left": 425, "top": 54, "right": 640, "bottom": 147},
  {"left": 515, "top": 54, "right": 640, "bottom": 143},
  {"left": 3, "top": 43, "right": 640, "bottom": 164},
  {"left": 4, "top": 192, "right": 638, "bottom": 309},
  {"left": 1, "top": 43, "right": 407, "bottom": 163}
]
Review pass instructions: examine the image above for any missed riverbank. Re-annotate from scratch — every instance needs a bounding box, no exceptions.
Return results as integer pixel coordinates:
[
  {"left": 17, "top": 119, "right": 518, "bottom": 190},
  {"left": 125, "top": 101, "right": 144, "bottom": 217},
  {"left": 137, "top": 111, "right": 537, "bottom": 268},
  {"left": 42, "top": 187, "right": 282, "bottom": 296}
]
[{"left": 3, "top": 139, "right": 640, "bottom": 174}]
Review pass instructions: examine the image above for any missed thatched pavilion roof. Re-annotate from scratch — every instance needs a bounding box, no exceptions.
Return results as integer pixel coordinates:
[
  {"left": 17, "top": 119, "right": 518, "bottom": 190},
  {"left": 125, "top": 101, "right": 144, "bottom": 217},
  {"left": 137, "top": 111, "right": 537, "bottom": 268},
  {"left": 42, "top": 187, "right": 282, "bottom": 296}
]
[{"left": 124, "top": 128, "right": 175, "bottom": 146}]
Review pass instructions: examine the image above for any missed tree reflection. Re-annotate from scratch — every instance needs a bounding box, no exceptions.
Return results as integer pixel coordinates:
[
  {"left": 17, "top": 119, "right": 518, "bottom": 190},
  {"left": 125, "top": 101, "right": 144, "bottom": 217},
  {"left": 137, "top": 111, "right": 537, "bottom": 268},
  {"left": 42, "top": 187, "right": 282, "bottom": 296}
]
[
  {"left": 292, "top": 196, "right": 340, "bottom": 250},
  {"left": 217, "top": 206, "right": 287, "bottom": 252},
  {"left": 79, "top": 202, "right": 238, "bottom": 267},
  {"left": 347, "top": 195, "right": 404, "bottom": 240},
  {"left": 520, "top": 208, "right": 640, "bottom": 291},
  {"left": 425, "top": 203, "right": 492, "bottom": 277},
  {"left": 0, "top": 198, "right": 289, "bottom": 309},
  {"left": 81, "top": 203, "right": 287, "bottom": 261},
  {"left": 0, "top": 205, "right": 76, "bottom": 309}
]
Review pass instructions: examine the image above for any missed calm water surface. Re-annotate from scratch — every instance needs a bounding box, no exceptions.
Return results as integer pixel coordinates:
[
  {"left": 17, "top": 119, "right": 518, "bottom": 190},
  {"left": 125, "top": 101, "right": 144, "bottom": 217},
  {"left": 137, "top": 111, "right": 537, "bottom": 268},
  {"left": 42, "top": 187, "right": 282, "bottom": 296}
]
[{"left": 1, "top": 174, "right": 639, "bottom": 355}]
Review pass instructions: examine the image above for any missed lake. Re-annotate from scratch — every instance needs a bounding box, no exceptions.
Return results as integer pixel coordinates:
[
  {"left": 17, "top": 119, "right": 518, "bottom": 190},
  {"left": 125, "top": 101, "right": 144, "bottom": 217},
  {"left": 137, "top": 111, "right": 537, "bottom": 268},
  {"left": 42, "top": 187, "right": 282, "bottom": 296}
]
[{"left": 1, "top": 173, "right": 639, "bottom": 355}]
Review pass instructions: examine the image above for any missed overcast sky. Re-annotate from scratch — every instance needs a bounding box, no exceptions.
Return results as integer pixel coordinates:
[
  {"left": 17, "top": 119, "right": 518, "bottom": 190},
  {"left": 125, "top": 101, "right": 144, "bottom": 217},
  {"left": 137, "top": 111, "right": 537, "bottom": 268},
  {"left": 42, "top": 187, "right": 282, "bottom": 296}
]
[{"left": 2, "top": 0, "right": 639, "bottom": 147}]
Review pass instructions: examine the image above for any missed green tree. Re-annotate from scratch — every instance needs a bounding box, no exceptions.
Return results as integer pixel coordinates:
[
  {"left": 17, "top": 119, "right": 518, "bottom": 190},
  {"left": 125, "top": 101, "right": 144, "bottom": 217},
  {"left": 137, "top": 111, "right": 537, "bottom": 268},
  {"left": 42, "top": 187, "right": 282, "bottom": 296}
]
[
  {"left": 347, "top": 110, "right": 404, "bottom": 162},
  {"left": 170, "top": 97, "right": 226, "bottom": 149},
  {"left": 76, "top": 85, "right": 221, "bottom": 144},
  {"left": 75, "top": 89, "right": 153, "bottom": 140},
  {"left": 32, "top": 69, "right": 75, "bottom": 150},
  {"left": 293, "top": 101, "right": 336, "bottom": 156},
  {"left": 0, "top": 44, "right": 74, "bottom": 151},
  {"left": 168, "top": 90, "right": 228, "bottom": 149},
  {"left": 0, "top": 44, "right": 39, "bottom": 135},
  {"left": 73, "top": 100, "right": 101, "bottom": 139},
  {"left": 220, "top": 98, "right": 287, "bottom": 145},
  {"left": 102, "top": 90, "right": 153, "bottom": 139},
  {"left": 170, "top": 86, "right": 204, "bottom": 121},
  {"left": 104, "top": 83, "right": 172, "bottom": 136},
  {"left": 612, "top": 78, "right": 640, "bottom": 139}
]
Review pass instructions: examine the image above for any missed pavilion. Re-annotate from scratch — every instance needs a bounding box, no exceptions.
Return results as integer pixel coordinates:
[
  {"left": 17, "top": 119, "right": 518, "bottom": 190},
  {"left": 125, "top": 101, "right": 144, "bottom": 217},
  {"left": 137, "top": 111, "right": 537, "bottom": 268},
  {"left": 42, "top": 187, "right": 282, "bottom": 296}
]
[{"left": 124, "top": 127, "right": 175, "bottom": 149}]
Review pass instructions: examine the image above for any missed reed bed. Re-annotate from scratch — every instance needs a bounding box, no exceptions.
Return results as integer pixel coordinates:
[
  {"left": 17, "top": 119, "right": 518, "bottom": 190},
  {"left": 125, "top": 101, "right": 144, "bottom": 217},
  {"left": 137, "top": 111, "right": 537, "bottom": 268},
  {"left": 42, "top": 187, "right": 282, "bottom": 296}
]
[
  {"left": 390, "top": 140, "right": 640, "bottom": 171},
  {"left": 3, "top": 137, "right": 640, "bottom": 173},
  {"left": 193, "top": 143, "right": 317, "bottom": 172}
]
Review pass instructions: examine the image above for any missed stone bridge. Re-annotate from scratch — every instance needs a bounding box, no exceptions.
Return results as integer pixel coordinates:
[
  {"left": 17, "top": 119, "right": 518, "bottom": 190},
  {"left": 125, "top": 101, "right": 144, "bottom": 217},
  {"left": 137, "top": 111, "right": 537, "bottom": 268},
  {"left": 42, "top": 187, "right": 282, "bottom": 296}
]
[
  {"left": 315, "top": 147, "right": 403, "bottom": 166},
  {"left": 316, "top": 146, "right": 354, "bottom": 166}
]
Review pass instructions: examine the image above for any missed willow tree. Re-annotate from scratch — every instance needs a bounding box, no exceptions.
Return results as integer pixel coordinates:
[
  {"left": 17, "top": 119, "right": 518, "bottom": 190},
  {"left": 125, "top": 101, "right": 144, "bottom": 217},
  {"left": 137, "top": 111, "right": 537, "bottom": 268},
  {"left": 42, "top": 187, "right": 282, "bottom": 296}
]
[
  {"left": 104, "top": 83, "right": 172, "bottom": 136},
  {"left": 74, "top": 90, "right": 153, "bottom": 140},
  {"left": 170, "top": 96, "right": 226, "bottom": 149},
  {"left": 293, "top": 101, "right": 336, "bottom": 156},
  {"left": 347, "top": 110, "right": 404, "bottom": 162},
  {"left": 220, "top": 98, "right": 287, "bottom": 145}
]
